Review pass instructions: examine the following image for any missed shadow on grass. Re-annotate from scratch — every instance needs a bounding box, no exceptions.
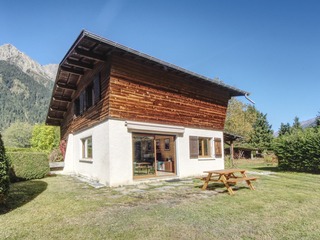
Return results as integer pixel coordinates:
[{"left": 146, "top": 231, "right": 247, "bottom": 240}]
[
  {"left": 253, "top": 166, "right": 282, "bottom": 172},
  {"left": 196, "top": 183, "right": 249, "bottom": 194},
  {"left": 0, "top": 180, "right": 48, "bottom": 214}
]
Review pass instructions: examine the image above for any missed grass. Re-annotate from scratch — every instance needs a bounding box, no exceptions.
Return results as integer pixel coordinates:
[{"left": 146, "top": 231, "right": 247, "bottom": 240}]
[{"left": 1, "top": 160, "right": 320, "bottom": 239}]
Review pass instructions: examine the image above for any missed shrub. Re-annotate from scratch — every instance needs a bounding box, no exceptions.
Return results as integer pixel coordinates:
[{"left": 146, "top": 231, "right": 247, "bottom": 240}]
[
  {"left": 273, "top": 128, "right": 320, "bottom": 173},
  {"left": 0, "top": 133, "right": 10, "bottom": 204},
  {"left": 7, "top": 152, "right": 49, "bottom": 182}
]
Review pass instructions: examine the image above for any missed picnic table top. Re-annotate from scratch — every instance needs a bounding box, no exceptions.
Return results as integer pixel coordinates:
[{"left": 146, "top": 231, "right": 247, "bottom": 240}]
[{"left": 203, "top": 169, "right": 247, "bottom": 174}]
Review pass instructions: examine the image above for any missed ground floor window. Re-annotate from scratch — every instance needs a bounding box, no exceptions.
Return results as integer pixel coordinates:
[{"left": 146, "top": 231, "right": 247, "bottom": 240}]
[
  {"left": 189, "top": 136, "right": 213, "bottom": 159},
  {"left": 81, "top": 137, "right": 93, "bottom": 159}
]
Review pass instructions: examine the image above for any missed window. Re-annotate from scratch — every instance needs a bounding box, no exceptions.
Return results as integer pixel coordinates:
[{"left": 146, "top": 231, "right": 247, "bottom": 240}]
[
  {"left": 189, "top": 136, "right": 212, "bottom": 159},
  {"left": 214, "top": 138, "right": 222, "bottom": 158},
  {"left": 81, "top": 137, "right": 93, "bottom": 159},
  {"left": 199, "top": 137, "right": 211, "bottom": 157},
  {"left": 93, "top": 73, "right": 101, "bottom": 104},
  {"left": 74, "top": 98, "right": 80, "bottom": 116},
  {"left": 86, "top": 84, "right": 94, "bottom": 109},
  {"left": 73, "top": 72, "right": 101, "bottom": 117}
]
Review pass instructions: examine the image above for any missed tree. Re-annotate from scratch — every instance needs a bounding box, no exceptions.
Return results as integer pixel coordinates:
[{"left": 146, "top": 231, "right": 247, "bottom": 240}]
[
  {"left": 316, "top": 112, "right": 320, "bottom": 127},
  {"left": 249, "top": 111, "right": 274, "bottom": 150},
  {"left": 224, "top": 98, "right": 258, "bottom": 141},
  {"left": 2, "top": 122, "right": 33, "bottom": 148},
  {"left": 278, "top": 123, "right": 291, "bottom": 136},
  {"left": 292, "top": 116, "right": 302, "bottom": 132},
  {"left": 0, "top": 132, "right": 10, "bottom": 204},
  {"left": 31, "top": 124, "right": 60, "bottom": 153}
]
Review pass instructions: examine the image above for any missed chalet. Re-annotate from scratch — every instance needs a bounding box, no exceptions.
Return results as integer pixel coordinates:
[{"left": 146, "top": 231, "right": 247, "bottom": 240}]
[{"left": 46, "top": 30, "right": 249, "bottom": 186}]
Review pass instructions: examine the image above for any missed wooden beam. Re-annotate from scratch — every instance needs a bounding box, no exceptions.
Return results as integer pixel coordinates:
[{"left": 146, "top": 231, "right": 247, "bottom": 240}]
[
  {"left": 56, "top": 82, "right": 77, "bottom": 91},
  {"left": 47, "top": 115, "right": 64, "bottom": 121},
  {"left": 60, "top": 66, "right": 84, "bottom": 75},
  {"left": 66, "top": 59, "right": 94, "bottom": 70},
  {"left": 50, "top": 106, "right": 68, "bottom": 112},
  {"left": 53, "top": 96, "right": 72, "bottom": 103},
  {"left": 74, "top": 48, "right": 107, "bottom": 62}
]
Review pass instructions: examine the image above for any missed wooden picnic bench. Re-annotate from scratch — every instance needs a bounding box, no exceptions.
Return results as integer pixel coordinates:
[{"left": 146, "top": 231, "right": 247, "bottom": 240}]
[{"left": 201, "top": 169, "right": 257, "bottom": 195}]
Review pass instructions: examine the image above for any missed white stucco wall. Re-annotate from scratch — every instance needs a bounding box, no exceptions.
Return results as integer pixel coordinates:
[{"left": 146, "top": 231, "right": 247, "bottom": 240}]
[{"left": 63, "top": 119, "right": 225, "bottom": 186}]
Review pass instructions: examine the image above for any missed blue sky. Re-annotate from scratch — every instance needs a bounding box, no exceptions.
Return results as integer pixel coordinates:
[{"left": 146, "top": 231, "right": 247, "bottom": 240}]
[{"left": 1, "top": 0, "right": 320, "bottom": 131}]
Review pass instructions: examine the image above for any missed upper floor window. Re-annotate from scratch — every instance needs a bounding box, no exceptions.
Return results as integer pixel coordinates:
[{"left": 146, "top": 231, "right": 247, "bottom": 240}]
[{"left": 74, "top": 72, "right": 101, "bottom": 117}]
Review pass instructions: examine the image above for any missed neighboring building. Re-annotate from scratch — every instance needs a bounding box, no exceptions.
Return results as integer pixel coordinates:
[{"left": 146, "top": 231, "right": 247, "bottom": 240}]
[{"left": 46, "top": 30, "right": 248, "bottom": 186}]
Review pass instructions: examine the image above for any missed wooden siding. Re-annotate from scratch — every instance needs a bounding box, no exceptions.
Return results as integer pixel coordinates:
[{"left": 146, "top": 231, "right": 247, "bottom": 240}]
[
  {"left": 60, "top": 53, "right": 233, "bottom": 138},
  {"left": 109, "top": 54, "right": 229, "bottom": 130},
  {"left": 60, "top": 62, "right": 110, "bottom": 139}
]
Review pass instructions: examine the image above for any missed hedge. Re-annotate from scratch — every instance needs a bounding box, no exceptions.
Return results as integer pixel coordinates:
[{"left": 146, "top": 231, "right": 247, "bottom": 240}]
[
  {"left": 0, "top": 134, "right": 10, "bottom": 204},
  {"left": 273, "top": 128, "right": 320, "bottom": 173},
  {"left": 7, "top": 152, "right": 50, "bottom": 181}
]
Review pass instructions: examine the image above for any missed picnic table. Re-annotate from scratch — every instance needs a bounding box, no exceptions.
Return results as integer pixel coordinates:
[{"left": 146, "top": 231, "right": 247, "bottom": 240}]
[{"left": 201, "top": 168, "right": 257, "bottom": 195}]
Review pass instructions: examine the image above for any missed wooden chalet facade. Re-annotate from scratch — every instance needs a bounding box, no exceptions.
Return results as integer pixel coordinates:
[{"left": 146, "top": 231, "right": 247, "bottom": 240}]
[{"left": 46, "top": 30, "right": 248, "bottom": 186}]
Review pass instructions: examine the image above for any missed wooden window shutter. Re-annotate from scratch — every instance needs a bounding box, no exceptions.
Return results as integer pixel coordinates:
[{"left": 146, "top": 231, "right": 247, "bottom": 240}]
[
  {"left": 214, "top": 138, "right": 222, "bottom": 158},
  {"left": 189, "top": 136, "right": 199, "bottom": 159},
  {"left": 93, "top": 73, "right": 101, "bottom": 104}
]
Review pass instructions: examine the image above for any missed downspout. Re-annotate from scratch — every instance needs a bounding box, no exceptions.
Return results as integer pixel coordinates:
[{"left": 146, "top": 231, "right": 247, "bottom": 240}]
[{"left": 245, "top": 93, "right": 255, "bottom": 104}]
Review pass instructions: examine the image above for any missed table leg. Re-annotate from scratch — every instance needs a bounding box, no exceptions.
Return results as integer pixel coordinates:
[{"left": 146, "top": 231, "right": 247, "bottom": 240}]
[
  {"left": 241, "top": 171, "right": 255, "bottom": 190},
  {"left": 220, "top": 175, "right": 235, "bottom": 195},
  {"left": 202, "top": 173, "right": 212, "bottom": 190}
]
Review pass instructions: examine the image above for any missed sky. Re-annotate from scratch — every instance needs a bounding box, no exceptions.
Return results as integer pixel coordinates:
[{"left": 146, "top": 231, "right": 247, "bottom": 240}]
[{"left": 1, "top": 0, "right": 320, "bottom": 131}]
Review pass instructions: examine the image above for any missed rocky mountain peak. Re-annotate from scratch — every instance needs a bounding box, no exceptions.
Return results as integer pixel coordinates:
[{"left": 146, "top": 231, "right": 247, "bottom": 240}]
[{"left": 0, "top": 43, "right": 58, "bottom": 85}]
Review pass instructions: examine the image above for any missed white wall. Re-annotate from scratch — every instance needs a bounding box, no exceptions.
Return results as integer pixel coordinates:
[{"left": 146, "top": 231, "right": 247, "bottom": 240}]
[
  {"left": 63, "top": 120, "right": 110, "bottom": 184},
  {"left": 63, "top": 119, "right": 225, "bottom": 186},
  {"left": 176, "top": 128, "right": 224, "bottom": 178}
]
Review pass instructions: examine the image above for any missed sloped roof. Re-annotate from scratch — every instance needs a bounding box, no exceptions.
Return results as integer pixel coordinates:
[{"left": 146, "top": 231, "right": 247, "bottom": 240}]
[{"left": 46, "top": 30, "right": 249, "bottom": 126}]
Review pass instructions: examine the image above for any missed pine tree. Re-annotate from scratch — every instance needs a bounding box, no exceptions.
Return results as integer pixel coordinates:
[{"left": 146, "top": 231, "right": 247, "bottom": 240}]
[
  {"left": 278, "top": 123, "right": 291, "bottom": 136},
  {"left": 292, "top": 116, "right": 302, "bottom": 132},
  {"left": 249, "top": 112, "right": 274, "bottom": 150},
  {"left": 0, "top": 132, "right": 10, "bottom": 204},
  {"left": 316, "top": 112, "right": 320, "bottom": 127}
]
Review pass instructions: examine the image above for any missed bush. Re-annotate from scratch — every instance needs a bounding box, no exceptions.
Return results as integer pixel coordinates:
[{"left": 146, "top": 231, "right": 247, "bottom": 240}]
[
  {"left": 7, "top": 152, "right": 49, "bottom": 182},
  {"left": 0, "top": 133, "right": 10, "bottom": 204},
  {"left": 273, "top": 128, "right": 320, "bottom": 173}
]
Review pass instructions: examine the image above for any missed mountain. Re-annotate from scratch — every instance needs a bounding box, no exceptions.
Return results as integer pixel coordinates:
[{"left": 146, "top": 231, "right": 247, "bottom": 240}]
[
  {"left": 301, "top": 117, "right": 317, "bottom": 128},
  {"left": 0, "top": 44, "right": 58, "bottom": 87},
  {"left": 0, "top": 44, "right": 58, "bottom": 131}
]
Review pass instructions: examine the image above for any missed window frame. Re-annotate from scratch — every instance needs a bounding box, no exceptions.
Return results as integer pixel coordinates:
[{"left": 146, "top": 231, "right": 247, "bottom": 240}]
[
  {"left": 81, "top": 136, "right": 93, "bottom": 160},
  {"left": 198, "top": 137, "right": 211, "bottom": 158},
  {"left": 189, "top": 136, "right": 213, "bottom": 159}
]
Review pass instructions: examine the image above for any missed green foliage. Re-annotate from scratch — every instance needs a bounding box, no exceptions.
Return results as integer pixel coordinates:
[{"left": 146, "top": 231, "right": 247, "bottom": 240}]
[
  {"left": 0, "top": 133, "right": 10, "bottom": 204},
  {"left": 7, "top": 152, "right": 49, "bottom": 181},
  {"left": 273, "top": 127, "right": 320, "bottom": 173},
  {"left": 224, "top": 98, "right": 258, "bottom": 141},
  {"left": 31, "top": 124, "right": 60, "bottom": 153},
  {"left": 2, "top": 122, "right": 33, "bottom": 148},
  {"left": 292, "top": 116, "right": 302, "bottom": 132},
  {"left": 249, "top": 111, "right": 274, "bottom": 150},
  {"left": 278, "top": 122, "right": 291, "bottom": 136},
  {"left": 0, "top": 60, "right": 52, "bottom": 131}
]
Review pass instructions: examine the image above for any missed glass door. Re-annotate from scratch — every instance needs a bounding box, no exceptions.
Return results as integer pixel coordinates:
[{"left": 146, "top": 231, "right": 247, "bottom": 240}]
[
  {"left": 155, "top": 135, "right": 175, "bottom": 174},
  {"left": 133, "top": 133, "right": 176, "bottom": 178},
  {"left": 133, "top": 134, "right": 156, "bottom": 178}
]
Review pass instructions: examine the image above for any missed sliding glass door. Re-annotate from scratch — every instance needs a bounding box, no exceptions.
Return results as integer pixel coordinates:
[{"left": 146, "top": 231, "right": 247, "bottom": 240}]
[{"left": 132, "top": 133, "right": 175, "bottom": 178}]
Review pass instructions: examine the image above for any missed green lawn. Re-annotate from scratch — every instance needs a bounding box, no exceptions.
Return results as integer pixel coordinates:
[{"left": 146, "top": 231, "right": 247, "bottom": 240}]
[{"left": 1, "top": 160, "right": 320, "bottom": 240}]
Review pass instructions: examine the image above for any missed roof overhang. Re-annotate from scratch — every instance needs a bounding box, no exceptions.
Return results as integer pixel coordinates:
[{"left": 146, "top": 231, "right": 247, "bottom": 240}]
[{"left": 46, "top": 30, "right": 249, "bottom": 126}]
